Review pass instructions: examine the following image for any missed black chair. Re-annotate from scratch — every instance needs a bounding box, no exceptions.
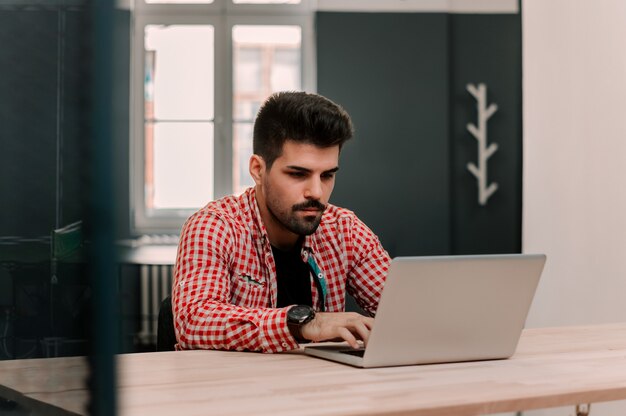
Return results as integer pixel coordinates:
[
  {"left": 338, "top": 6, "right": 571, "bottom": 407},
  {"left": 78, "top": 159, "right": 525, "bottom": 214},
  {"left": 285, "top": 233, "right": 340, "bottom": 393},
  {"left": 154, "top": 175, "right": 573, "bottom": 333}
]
[{"left": 157, "top": 295, "right": 177, "bottom": 351}]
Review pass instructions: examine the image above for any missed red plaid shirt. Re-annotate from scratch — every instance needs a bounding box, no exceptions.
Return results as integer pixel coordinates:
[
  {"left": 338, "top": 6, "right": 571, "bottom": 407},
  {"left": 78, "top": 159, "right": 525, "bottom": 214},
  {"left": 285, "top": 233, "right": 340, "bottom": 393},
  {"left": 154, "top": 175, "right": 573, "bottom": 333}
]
[{"left": 172, "top": 187, "right": 390, "bottom": 353}]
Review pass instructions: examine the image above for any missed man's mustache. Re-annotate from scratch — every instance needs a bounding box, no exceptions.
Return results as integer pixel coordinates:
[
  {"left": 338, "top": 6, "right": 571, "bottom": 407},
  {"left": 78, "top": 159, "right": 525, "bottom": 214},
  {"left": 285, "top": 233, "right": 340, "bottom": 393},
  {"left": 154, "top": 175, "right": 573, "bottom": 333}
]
[{"left": 292, "top": 200, "right": 327, "bottom": 212}]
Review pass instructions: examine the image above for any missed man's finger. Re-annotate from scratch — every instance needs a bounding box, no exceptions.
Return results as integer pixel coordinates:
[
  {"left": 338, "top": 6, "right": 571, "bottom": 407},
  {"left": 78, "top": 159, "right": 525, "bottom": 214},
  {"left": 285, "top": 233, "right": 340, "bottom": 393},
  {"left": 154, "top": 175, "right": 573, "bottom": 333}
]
[
  {"left": 352, "top": 321, "right": 371, "bottom": 346},
  {"left": 337, "top": 327, "right": 360, "bottom": 349}
]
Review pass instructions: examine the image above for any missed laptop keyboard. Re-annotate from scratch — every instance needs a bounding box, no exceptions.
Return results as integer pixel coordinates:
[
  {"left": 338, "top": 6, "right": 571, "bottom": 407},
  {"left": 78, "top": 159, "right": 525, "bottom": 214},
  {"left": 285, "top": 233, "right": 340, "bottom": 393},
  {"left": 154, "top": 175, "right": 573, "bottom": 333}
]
[{"left": 339, "top": 349, "right": 365, "bottom": 357}]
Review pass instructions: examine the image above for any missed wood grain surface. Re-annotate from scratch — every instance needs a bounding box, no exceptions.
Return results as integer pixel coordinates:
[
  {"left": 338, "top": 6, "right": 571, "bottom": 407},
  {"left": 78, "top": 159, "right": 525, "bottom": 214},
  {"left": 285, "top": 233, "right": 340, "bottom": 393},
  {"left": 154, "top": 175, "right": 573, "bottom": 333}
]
[{"left": 1, "top": 323, "right": 626, "bottom": 416}]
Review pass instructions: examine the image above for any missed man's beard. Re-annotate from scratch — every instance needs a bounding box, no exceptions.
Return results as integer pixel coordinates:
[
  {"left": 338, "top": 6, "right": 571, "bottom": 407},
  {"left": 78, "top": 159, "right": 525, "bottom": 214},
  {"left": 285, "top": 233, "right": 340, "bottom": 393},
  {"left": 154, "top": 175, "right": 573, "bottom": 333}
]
[{"left": 265, "top": 192, "right": 327, "bottom": 236}]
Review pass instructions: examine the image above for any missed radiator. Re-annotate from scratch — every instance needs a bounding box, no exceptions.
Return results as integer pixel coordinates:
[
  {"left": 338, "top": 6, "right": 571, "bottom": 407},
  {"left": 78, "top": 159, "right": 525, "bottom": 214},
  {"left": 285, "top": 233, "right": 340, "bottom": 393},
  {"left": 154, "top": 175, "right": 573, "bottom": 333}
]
[{"left": 137, "top": 264, "right": 173, "bottom": 345}]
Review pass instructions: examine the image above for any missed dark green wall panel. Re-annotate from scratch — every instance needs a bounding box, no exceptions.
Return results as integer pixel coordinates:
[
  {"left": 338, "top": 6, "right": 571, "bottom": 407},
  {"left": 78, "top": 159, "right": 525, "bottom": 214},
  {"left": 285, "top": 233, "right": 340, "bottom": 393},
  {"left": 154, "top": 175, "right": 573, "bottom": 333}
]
[
  {"left": 61, "top": 10, "right": 92, "bottom": 228},
  {"left": 0, "top": 11, "right": 59, "bottom": 237},
  {"left": 317, "top": 11, "right": 521, "bottom": 257},
  {"left": 0, "top": 8, "right": 130, "bottom": 240},
  {"left": 317, "top": 13, "right": 451, "bottom": 257},
  {"left": 0, "top": 5, "right": 130, "bottom": 360},
  {"left": 450, "top": 14, "right": 522, "bottom": 254}
]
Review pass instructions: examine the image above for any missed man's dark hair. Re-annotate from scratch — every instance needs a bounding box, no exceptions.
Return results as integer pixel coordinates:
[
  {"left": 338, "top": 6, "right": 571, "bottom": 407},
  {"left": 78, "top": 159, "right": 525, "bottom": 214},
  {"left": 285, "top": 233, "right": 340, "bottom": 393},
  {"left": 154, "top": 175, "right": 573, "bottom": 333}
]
[{"left": 253, "top": 91, "right": 354, "bottom": 169}]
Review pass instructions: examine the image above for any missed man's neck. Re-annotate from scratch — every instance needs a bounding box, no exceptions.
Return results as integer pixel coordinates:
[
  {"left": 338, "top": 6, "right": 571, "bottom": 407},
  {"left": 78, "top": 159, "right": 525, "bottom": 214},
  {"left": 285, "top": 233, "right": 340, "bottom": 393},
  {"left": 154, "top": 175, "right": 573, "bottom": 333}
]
[
  {"left": 271, "top": 237, "right": 299, "bottom": 251},
  {"left": 271, "top": 236, "right": 304, "bottom": 253}
]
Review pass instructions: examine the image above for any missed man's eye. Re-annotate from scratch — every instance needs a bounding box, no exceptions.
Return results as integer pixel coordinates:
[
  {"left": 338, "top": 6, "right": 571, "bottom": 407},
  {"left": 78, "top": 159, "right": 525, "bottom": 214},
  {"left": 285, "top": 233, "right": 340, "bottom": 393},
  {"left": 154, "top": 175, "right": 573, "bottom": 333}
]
[
  {"left": 288, "top": 171, "right": 306, "bottom": 178},
  {"left": 321, "top": 172, "right": 336, "bottom": 179}
]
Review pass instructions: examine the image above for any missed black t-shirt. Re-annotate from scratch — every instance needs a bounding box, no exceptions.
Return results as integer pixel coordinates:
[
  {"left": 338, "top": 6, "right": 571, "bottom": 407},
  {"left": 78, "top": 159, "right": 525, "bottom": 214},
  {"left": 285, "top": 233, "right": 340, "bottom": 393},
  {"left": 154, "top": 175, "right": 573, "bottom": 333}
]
[{"left": 272, "top": 244, "right": 312, "bottom": 308}]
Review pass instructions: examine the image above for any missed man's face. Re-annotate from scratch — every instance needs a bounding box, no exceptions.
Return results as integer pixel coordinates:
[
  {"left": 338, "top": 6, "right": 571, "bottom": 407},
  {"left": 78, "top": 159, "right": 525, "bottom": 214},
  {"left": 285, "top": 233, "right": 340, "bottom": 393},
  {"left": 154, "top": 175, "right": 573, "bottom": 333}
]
[{"left": 259, "top": 140, "right": 340, "bottom": 237}]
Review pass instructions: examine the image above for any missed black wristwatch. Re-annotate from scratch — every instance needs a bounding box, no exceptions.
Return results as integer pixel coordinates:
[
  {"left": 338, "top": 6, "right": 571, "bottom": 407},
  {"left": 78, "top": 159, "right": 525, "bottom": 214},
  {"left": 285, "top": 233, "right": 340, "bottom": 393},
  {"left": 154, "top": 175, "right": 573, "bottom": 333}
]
[{"left": 287, "top": 305, "right": 316, "bottom": 342}]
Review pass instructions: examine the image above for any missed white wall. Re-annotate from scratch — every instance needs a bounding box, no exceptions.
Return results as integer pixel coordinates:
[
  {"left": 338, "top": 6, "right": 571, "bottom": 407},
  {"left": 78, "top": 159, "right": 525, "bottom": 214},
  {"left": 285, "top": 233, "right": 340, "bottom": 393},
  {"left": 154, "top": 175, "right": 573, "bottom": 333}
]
[{"left": 522, "top": 0, "right": 626, "bottom": 414}]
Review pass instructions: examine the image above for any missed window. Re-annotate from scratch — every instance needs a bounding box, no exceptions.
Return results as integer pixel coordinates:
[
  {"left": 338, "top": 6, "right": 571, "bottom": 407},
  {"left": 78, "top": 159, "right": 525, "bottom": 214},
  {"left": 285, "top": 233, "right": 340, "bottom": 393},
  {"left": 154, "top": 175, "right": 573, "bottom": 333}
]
[
  {"left": 144, "top": 25, "right": 215, "bottom": 211},
  {"left": 132, "top": 0, "right": 314, "bottom": 233},
  {"left": 232, "top": 25, "right": 302, "bottom": 193}
]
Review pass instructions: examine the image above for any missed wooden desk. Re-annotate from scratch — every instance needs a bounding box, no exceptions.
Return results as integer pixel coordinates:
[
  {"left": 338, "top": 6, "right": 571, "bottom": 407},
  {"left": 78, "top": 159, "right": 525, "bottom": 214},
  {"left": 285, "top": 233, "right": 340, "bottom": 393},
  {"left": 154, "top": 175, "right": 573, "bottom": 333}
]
[{"left": 1, "top": 323, "right": 626, "bottom": 416}]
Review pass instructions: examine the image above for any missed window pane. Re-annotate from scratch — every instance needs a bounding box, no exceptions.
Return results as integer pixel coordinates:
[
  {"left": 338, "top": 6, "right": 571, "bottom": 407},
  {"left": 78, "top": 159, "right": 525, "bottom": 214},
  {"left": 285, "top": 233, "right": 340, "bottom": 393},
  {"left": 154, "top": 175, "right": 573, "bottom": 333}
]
[
  {"left": 146, "top": 0, "right": 214, "bottom": 4},
  {"left": 232, "top": 25, "right": 301, "bottom": 48},
  {"left": 235, "top": 48, "right": 262, "bottom": 93},
  {"left": 233, "top": 122, "right": 255, "bottom": 195},
  {"left": 149, "top": 122, "right": 214, "bottom": 209},
  {"left": 145, "top": 25, "right": 214, "bottom": 121},
  {"left": 232, "top": 25, "right": 301, "bottom": 193},
  {"left": 232, "top": 0, "right": 300, "bottom": 4},
  {"left": 233, "top": 99, "right": 262, "bottom": 121},
  {"left": 271, "top": 48, "right": 300, "bottom": 92}
]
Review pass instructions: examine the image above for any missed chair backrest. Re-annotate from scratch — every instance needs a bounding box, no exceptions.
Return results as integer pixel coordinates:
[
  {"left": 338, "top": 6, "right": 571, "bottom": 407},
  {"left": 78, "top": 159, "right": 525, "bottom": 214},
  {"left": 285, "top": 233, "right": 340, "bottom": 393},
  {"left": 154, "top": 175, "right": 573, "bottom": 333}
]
[{"left": 157, "top": 295, "right": 176, "bottom": 351}]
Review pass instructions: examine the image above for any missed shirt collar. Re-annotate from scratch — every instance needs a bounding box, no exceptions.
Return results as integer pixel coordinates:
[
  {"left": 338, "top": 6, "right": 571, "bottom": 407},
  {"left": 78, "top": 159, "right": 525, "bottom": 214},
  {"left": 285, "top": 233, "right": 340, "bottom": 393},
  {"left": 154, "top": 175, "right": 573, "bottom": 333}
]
[
  {"left": 302, "top": 232, "right": 318, "bottom": 260},
  {"left": 244, "top": 187, "right": 269, "bottom": 245}
]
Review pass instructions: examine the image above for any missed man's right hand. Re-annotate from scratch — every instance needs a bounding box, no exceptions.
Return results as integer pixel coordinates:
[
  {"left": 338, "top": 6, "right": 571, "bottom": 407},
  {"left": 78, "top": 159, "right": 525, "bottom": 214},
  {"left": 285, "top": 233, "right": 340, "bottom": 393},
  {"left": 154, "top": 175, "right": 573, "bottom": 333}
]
[{"left": 299, "top": 312, "right": 374, "bottom": 349}]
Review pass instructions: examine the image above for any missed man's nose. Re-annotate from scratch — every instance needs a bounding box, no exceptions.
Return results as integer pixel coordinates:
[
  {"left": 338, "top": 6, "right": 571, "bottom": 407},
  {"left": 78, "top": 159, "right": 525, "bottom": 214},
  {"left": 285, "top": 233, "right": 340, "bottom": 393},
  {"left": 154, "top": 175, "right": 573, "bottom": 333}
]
[{"left": 304, "top": 178, "right": 323, "bottom": 200}]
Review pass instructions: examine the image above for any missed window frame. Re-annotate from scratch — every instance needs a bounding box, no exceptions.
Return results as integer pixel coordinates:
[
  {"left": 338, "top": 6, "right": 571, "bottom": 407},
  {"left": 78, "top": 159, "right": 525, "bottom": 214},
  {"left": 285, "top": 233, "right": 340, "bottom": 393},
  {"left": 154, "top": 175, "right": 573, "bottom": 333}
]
[{"left": 131, "top": 0, "right": 315, "bottom": 234}]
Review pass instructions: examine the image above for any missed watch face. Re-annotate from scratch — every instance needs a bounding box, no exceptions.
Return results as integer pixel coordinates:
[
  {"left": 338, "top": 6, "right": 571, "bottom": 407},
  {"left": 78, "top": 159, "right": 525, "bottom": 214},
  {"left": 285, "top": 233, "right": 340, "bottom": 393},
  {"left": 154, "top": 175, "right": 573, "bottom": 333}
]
[{"left": 288, "top": 305, "right": 315, "bottom": 324}]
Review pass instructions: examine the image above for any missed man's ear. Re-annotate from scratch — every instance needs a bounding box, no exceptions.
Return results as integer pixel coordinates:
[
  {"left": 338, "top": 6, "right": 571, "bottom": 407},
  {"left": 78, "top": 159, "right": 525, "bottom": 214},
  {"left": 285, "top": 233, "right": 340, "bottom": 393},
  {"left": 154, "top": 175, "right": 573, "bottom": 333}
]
[{"left": 249, "top": 154, "right": 266, "bottom": 186}]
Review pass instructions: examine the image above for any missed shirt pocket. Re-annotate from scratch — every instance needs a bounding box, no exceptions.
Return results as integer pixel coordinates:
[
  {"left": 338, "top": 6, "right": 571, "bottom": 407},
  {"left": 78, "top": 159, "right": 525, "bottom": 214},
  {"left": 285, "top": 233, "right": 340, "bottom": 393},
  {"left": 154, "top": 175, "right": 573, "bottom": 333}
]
[{"left": 230, "top": 265, "right": 268, "bottom": 309}]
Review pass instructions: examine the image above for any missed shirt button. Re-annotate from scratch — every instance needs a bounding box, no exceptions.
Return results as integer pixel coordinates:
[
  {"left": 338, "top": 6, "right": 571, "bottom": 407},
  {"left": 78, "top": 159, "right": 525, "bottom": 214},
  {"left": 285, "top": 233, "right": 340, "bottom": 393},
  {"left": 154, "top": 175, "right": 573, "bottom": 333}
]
[{"left": 282, "top": 342, "right": 288, "bottom": 348}]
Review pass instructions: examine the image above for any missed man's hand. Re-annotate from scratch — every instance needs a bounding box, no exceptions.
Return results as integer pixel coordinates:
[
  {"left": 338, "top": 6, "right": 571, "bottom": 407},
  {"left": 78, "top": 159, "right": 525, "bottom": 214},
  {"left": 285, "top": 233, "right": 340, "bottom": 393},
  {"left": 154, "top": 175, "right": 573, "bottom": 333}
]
[{"left": 299, "top": 312, "right": 374, "bottom": 349}]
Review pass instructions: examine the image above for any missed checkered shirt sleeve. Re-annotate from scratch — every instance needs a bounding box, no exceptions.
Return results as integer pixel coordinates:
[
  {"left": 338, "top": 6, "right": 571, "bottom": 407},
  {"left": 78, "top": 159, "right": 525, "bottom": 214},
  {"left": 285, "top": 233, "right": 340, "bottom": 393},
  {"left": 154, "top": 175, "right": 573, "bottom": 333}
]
[
  {"left": 172, "top": 210, "right": 299, "bottom": 353},
  {"left": 345, "top": 216, "right": 390, "bottom": 316}
]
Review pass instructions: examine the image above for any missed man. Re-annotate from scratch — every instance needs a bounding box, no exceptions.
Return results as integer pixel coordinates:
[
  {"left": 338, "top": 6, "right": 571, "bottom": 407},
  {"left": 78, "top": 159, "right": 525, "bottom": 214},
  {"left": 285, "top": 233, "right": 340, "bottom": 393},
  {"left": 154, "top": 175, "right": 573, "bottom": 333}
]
[{"left": 173, "top": 91, "right": 390, "bottom": 353}]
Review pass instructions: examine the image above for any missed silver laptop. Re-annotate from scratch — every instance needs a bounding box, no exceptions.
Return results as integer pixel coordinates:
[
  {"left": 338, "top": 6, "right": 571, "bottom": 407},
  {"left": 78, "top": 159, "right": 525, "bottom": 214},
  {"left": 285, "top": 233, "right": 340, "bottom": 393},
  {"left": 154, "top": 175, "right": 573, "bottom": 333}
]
[{"left": 304, "top": 254, "right": 546, "bottom": 368}]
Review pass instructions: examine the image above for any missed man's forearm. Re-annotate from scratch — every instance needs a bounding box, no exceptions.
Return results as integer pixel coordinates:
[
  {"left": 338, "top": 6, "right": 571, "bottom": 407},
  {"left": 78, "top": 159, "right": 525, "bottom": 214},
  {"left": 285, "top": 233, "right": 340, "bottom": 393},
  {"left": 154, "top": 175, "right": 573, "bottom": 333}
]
[{"left": 174, "top": 300, "right": 299, "bottom": 353}]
